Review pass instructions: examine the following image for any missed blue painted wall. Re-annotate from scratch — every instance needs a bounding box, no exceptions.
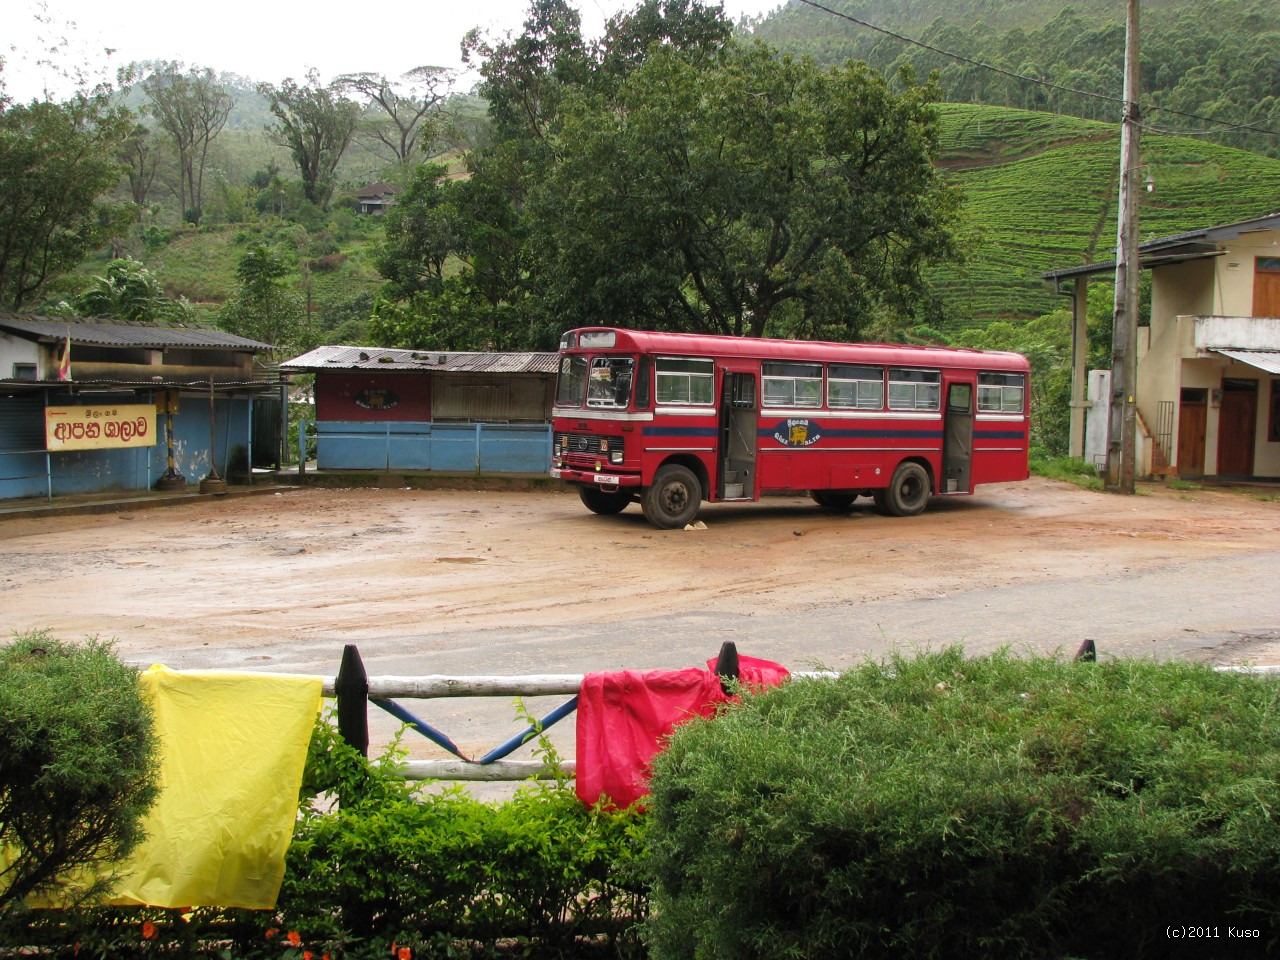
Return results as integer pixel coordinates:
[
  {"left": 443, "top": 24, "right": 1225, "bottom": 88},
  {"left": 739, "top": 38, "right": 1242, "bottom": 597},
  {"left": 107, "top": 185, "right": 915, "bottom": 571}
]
[
  {"left": 0, "top": 393, "right": 257, "bottom": 500},
  {"left": 315, "top": 421, "right": 552, "bottom": 474}
]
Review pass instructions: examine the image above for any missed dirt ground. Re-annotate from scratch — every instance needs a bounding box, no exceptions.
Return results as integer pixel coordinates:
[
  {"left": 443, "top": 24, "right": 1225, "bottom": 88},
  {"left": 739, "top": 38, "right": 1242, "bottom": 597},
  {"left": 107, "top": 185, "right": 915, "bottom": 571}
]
[{"left": 3, "top": 477, "right": 1279, "bottom": 768}]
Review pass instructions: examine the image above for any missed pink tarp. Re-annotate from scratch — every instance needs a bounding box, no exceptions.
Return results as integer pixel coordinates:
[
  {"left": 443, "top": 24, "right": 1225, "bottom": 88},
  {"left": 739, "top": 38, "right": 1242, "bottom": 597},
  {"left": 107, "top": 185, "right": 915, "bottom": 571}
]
[{"left": 575, "top": 656, "right": 788, "bottom": 809}]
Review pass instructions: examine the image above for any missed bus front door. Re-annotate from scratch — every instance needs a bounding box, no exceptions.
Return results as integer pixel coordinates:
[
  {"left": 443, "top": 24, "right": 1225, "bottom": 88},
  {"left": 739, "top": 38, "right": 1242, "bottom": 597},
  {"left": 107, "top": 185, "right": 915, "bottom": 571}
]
[
  {"left": 942, "top": 381, "right": 974, "bottom": 493},
  {"left": 719, "top": 371, "right": 757, "bottom": 500}
]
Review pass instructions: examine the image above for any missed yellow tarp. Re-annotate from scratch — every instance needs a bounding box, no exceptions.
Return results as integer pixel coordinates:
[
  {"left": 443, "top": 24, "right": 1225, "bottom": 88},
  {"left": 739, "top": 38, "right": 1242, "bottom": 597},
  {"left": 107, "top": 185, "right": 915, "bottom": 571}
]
[{"left": 100, "top": 666, "right": 323, "bottom": 909}]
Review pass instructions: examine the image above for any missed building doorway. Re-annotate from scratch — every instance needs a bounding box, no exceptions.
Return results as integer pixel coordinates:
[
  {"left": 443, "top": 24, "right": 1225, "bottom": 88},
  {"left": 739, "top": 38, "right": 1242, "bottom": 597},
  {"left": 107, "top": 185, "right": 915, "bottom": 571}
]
[
  {"left": 1177, "top": 388, "right": 1206, "bottom": 476},
  {"left": 1217, "top": 379, "right": 1257, "bottom": 476}
]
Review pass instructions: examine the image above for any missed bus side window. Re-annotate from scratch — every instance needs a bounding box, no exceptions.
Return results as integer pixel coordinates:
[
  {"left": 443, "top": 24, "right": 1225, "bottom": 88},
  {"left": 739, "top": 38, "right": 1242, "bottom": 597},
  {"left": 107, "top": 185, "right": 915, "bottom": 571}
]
[
  {"left": 828, "top": 364, "right": 884, "bottom": 409},
  {"left": 977, "top": 372, "right": 1025, "bottom": 413},
  {"left": 762, "top": 361, "right": 821, "bottom": 407},
  {"left": 888, "top": 368, "right": 941, "bottom": 411}
]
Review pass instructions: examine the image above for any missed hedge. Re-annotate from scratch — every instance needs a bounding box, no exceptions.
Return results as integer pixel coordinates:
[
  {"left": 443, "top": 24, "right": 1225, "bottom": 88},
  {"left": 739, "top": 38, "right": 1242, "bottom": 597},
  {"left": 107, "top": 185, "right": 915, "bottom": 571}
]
[{"left": 645, "top": 648, "right": 1280, "bottom": 960}]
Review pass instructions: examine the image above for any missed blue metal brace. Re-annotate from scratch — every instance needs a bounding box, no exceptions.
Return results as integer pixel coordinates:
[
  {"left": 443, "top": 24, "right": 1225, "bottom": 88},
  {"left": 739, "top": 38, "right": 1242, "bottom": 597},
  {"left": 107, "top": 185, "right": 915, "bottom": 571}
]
[
  {"left": 370, "top": 694, "right": 581, "bottom": 765},
  {"left": 371, "top": 697, "right": 467, "bottom": 760},
  {"left": 475, "top": 696, "right": 580, "bottom": 765}
]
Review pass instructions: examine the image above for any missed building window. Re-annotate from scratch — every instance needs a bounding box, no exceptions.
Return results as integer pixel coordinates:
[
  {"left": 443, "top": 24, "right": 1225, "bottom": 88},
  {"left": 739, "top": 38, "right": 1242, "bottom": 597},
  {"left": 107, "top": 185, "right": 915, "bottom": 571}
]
[
  {"left": 12, "top": 363, "right": 37, "bottom": 381},
  {"left": 828, "top": 364, "right": 884, "bottom": 409},
  {"left": 762, "top": 361, "right": 822, "bottom": 407},
  {"left": 888, "top": 368, "right": 941, "bottom": 411},
  {"left": 977, "top": 372, "right": 1026, "bottom": 413}
]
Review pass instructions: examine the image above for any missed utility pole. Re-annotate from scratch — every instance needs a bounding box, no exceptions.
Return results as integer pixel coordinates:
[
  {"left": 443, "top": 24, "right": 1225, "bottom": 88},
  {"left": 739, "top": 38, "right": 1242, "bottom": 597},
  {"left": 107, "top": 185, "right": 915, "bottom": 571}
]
[{"left": 1107, "top": 0, "right": 1141, "bottom": 493}]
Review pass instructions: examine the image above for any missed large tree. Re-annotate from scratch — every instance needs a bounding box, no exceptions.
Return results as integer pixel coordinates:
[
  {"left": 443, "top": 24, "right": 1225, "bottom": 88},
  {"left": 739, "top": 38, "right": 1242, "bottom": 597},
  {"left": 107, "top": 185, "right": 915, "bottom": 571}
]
[
  {"left": 0, "top": 92, "right": 134, "bottom": 310},
  {"left": 533, "top": 46, "right": 962, "bottom": 339},
  {"left": 259, "top": 73, "right": 361, "bottom": 210},
  {"left": 143, "top": 64, "right": 232, "bottom": 225},
  {"left": 338, "top": 67, "right": 453, "bottom": 165},
  {"left": 120, "top": 123, "right": 160, "bottom": 216},
  {"left": 376, "top": 0, "right": 960, "bottom": 349}
]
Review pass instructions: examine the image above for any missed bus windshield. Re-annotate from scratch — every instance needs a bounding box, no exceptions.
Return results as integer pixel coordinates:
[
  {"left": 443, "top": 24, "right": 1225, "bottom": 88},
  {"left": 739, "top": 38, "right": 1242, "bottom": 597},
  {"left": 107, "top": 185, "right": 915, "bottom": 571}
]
[
  {"left": 586, "top": 357, "right": 634, "bottom": 408},
  {"left": 555, "top": 355, "right": 635, "bottom": 409}
]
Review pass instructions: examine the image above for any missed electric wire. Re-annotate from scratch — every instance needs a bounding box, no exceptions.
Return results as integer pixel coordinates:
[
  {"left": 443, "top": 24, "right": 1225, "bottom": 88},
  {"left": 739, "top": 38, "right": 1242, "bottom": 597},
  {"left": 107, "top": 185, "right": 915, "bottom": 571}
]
[{"left": 793, "top": 0, "right": 1280, "bottom": 142}]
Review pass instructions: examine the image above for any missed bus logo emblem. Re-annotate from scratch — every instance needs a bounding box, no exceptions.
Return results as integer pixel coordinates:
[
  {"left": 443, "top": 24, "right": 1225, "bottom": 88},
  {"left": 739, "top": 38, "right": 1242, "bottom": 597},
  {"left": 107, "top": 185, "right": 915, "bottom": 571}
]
[{"left": 773, "top": 418, "right": 822, "bottom": 447}]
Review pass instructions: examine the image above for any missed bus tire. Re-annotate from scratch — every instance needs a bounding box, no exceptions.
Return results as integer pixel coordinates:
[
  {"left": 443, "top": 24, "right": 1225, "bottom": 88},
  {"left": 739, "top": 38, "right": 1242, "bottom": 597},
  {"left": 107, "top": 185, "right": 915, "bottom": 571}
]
[
  {"left": 579, "top": 486, "right": 632, "bottom": 515},
  {"left": 642, "top": 464, "right": 702, "bottom": 529},
  {"left": 811, "top": 490, "right": 857, "bottom": 510},
  {"left": 879, "top": 461, "right": 931, "bottom": 517}
]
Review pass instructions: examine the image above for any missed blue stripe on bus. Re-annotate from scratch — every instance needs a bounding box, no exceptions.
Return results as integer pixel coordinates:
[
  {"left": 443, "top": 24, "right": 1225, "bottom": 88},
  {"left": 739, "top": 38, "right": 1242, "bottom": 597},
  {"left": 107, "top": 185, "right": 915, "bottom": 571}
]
[
  {"left": 641, "top": 426, "right": 720, "bottom": 438},
  {"left": 974, "top": 429, "right": 1026, "bottom": 440}
]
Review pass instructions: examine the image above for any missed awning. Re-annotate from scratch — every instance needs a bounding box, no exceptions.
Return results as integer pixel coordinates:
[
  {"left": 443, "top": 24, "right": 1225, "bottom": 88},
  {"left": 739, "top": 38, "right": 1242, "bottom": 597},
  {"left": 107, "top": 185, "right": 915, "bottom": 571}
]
[{"left": 1213, "top": 349, "right": 1280, "bottom": 375}]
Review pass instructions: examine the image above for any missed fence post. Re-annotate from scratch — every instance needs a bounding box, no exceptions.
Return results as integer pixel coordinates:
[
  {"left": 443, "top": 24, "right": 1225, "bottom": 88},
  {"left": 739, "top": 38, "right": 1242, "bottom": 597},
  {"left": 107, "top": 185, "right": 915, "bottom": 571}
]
[
  {"left": 714, "top": 640, "right": 740, "bottom": 695},
  {"left": 335, "top": 644, "right": 369, "bottom": 757}
]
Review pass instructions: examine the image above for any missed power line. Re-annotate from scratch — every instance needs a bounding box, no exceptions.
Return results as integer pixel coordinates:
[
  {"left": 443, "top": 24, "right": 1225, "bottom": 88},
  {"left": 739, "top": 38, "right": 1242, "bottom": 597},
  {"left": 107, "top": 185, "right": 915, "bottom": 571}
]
[{"left": 793, "top": 0, "right": 1280, "bottom": 141}]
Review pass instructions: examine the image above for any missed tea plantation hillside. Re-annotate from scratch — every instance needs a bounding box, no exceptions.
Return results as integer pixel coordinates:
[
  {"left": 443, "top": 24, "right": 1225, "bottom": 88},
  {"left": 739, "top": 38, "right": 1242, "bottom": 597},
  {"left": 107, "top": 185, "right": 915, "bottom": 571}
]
[{"left": 934, "top": 104, "right": 1280, "bottom": 328}]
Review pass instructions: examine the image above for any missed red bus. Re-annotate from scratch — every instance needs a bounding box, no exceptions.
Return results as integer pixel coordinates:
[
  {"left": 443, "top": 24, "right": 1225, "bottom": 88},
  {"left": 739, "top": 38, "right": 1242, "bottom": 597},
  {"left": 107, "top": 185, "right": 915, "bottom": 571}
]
[{"left": 550, "top": 328, "right": 1030, "bottom": 528}]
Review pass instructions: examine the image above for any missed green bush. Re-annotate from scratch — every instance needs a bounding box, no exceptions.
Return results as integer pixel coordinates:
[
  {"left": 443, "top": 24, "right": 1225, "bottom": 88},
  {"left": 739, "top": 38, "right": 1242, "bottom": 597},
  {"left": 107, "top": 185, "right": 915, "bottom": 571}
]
[
  {"left": 271, "top": 714, "right": 649, "bottom": 958},
  {"left": 645, "top": 649, "right": 1280, "bottom": 960},
  {"left": 0, "top": 632, "right": 158, "bottom": 926},
  {"left": 23, "top": 711, "right": 648, "bottom": 958}
]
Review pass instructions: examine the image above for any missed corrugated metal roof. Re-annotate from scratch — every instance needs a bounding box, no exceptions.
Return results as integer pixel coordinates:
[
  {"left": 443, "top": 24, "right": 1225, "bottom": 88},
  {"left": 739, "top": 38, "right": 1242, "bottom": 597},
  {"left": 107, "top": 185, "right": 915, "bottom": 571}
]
[
  {"left": 0, "top": 314, "right": 272, "bottom": 351},
  {"left": 1042, "top": 211, "right": 1280, "bottom": 282},
  {"left": 282, "top": 345, "right": 559, "bottom": 374},
  {"left": 1213, "top": 349, "right": 1280, "bottom": 375}
]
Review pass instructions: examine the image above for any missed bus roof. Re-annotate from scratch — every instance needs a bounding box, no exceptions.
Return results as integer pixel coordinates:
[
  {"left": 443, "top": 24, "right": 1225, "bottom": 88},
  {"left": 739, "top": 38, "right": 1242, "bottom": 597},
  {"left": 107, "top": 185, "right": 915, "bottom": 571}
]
[{"left": 561, "top": 327, "right": 1029, "bottom": 372}]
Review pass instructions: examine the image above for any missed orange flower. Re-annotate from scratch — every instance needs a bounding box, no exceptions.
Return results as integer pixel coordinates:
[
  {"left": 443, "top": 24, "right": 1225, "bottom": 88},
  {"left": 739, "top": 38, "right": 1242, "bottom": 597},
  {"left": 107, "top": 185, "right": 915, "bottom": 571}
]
[
  {"left": 287, "top": 931, "right": 302, "bottom": 947},
  {"left": 265, "top": 927, "right": 279, "bottom": 940},
  {"left": 141, "top": 920, "right": 158, "bottom": 940},
  {"left": 398, "top": 947, "right": 412, "bottom": 960},
  {"left": 303, "top": 953, "right": 314, "bottom": 960}
]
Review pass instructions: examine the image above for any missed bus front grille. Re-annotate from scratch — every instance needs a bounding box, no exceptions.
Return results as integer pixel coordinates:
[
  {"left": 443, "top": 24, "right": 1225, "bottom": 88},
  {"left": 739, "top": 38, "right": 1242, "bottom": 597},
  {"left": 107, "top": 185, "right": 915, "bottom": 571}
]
[{"left": 557, "top": 433, "right": 624, "bottom": 466}]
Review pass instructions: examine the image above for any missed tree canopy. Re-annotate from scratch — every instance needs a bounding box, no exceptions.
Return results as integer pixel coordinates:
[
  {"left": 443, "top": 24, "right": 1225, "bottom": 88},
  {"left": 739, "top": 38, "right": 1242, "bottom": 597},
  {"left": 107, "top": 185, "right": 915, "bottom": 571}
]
[
  {"left": 0, "top": 92, "right": 134, "bottom": 310},
  {"left": 534, "top": 46, "right": 960, "bottom": 340},
  {"left": 143, "top": 64, "right": 233, "bottom": 225},
  {"left": 218, "top": 243, "right": 307, "bottom": 356},
  {"left": 373, "top": 0, "right": 961, "bottom": 350},
  {"left": 259, "top": 73, "right": 362, "bottom": 210}
]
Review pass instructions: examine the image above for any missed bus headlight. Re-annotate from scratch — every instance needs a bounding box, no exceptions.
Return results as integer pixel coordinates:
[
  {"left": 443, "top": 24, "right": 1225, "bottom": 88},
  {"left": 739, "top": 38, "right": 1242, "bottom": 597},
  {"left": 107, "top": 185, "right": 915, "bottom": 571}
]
[{"left": 610, "top": 450, "right": 623, "bottom": 465}]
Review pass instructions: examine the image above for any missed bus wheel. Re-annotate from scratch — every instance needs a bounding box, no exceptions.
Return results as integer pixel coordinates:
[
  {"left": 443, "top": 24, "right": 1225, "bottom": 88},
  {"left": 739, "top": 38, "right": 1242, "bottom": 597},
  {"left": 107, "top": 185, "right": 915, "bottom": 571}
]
[
  {"left": 579, "top": 486, "right": 632, "bottom": 515},
  {"left": 811, "top": 490, "right": 857, "bottom": 510},
  {"left": 879, "top": 462, "right": 931, "bottom": 517},
  {"left": 642, "top": 464, "right": 702, "bottom": 529}
]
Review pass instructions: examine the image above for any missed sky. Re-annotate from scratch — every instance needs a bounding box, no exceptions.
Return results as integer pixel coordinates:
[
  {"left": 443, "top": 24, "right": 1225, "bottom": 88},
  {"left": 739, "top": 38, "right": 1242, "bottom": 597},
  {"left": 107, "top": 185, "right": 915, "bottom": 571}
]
[{"left": 5, "top": 0, "right": 785, "bottom": 102}]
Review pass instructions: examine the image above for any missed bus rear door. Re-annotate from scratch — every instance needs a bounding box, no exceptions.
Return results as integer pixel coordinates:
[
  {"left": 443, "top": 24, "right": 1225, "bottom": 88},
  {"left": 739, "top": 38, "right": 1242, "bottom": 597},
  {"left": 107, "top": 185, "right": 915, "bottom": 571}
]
[
  {"left": 718, "top": 369, "right": 757, "bottom": 500},
  {"left": 942, "top": 379, "right": 975, "bottom": 494}
]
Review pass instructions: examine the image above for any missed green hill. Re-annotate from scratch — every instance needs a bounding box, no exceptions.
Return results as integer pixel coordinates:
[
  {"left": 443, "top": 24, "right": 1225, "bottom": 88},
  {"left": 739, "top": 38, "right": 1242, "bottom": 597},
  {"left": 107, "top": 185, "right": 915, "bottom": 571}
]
[
  {"left": 932, "top": 104, "right": 1280, "bottom": 327},
  {"left": 63, "top": 103, "right": 1280, "bottom": 341}
]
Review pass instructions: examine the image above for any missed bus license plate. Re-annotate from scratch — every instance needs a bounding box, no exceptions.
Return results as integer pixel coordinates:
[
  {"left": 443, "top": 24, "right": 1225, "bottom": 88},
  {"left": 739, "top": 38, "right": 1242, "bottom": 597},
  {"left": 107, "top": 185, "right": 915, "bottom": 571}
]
[{"left": 593, "top": 474, "right": 621, "bottom": 485}]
